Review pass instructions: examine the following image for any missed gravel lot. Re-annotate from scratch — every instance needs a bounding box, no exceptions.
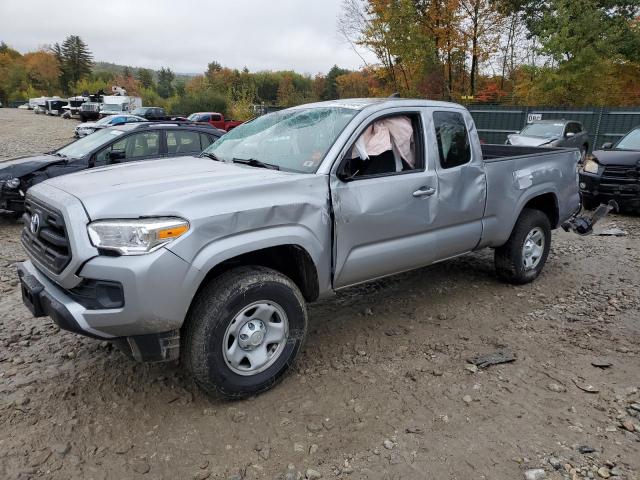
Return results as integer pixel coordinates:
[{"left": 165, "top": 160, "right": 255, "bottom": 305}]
[{"left": 0, "top": 108, "right": 639, "bottom": 480}]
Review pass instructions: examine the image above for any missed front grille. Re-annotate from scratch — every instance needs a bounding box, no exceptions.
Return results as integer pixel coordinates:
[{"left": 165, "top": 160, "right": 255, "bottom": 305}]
[
  {"left": 602, "top": 165, "right": 639, "bottom": 182},
  {"left": 21, "top": 198, "right": 72, "bottom": 274}
]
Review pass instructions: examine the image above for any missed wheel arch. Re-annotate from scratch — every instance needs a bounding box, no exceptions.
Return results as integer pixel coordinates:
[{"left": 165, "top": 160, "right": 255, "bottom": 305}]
[{"left": 521, "top": 191, "right": 559, "bottom": 228}]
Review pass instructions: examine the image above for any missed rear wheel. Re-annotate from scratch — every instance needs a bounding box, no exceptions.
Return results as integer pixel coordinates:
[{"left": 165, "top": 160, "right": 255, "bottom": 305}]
[
  {"left": 182, "top": 266, "right": 307, "bottom": 399},
  {"left": 495, "top": 209, "right": 552, "bottom": 284}
]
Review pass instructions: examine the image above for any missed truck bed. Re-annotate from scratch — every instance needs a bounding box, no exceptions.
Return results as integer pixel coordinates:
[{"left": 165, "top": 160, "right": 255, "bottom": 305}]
[
  {"left": 482, "top": 144, "right": 569, "bottom": 162},
  {"left": 477, "top": 144, "right": 581, "bottom": 250}
]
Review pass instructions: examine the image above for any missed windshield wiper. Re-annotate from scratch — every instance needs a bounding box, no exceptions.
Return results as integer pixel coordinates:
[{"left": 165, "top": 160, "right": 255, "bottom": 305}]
[
  {"left": 232, "top": 157, "right": 280, "bottom": 170},
  {"left": 200, "top": 152, "right": 222, "bottom": 162}
]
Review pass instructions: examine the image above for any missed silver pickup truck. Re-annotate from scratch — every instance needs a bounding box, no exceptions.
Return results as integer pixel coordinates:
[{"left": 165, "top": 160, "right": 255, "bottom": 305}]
[{"left": 16, "top": 99, "right": 581, "bottom": 398}]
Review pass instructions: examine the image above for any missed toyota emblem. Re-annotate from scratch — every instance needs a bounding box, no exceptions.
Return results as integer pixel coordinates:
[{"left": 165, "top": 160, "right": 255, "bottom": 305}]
[{"left": 30, "top": 213, "right": 41, "bottom": 235}]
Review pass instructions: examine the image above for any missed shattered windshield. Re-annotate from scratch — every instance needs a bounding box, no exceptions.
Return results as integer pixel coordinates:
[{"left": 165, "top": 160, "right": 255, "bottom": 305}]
[
  {"left": 520, "top": 123, "right": 564, "bottom": 138},
  {"left": 202, "top": 107, "right": 358, "bottom": 173},
  {"left": 615, "top": 129, "right": 640, "bottom": 151}
]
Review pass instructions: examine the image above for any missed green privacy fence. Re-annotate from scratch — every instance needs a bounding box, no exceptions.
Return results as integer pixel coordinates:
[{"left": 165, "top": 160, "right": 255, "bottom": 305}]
[{"left": 465, "top": 105, "right": 640, "bottom": 151}]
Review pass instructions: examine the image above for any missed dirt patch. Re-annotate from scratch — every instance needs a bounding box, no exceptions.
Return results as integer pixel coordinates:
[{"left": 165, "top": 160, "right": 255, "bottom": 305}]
[{"left": 0, "top": 108, "right": 638, "bottom": 480}]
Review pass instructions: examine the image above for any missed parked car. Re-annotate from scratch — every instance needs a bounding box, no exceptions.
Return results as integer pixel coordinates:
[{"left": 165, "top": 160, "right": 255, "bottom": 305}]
[
  {"left": 131, "top": 107, "right": 171, "bottom": 121},
  {"left": 75, "top": 114, "right": 147, "bottom": 138},
  {"left": 187, "top": 112, "right": 244, "bottom": 131},
  {"left": 506, "top": 120, "right": 589, "bottom": 160},
  {"left": 15, "top": 99, "right": 580, "bottom": 398},
  {"left": 579, "top": 126, "right": 640, "bottom": 210},
  {"left": 0, "top": 122, "right": 223, "bottom": 216}
]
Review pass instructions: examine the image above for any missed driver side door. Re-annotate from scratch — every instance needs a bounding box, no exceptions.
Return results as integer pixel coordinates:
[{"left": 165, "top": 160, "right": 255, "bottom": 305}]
[
  {"left": 92, "top": 131, "right": 163, "bottom": 167},
  {"left": 330, "top": 108, "right": 440, "bottom": 288}
]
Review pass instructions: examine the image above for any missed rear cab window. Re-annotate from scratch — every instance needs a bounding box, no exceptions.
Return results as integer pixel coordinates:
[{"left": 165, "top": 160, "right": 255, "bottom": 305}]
[{"left": 433, "top": 111, "right": 471, "bottom": 169}]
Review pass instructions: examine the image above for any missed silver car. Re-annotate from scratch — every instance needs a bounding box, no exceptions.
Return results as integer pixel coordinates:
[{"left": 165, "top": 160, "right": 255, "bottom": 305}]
[{"left": 506, "top": 120, "right": 590, "bottom": 160}]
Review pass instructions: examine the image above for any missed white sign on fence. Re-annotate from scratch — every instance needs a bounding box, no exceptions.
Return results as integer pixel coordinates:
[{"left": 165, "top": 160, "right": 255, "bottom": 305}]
[{"left": 527, "top": 113, "right": 542, "bottom": 123}]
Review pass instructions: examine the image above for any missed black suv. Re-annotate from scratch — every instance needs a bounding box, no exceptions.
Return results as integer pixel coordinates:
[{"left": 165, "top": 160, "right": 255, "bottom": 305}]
[
  {"left": 131, "top": 107, "right": 170, "bottom": 121},
  {"left": 579, "top": 126, "right": 640, "bottom": 210},
  {"left": 0, "top": 122, "right": 224, "bottom": 216}
]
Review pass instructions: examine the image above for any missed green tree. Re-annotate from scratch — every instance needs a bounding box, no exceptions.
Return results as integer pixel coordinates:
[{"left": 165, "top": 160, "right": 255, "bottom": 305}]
[
  {"left": 322, "top": 65, "right": 350, "bottom": 100},
  {"left": 53, "top": 35, "right": 93, "bottom": 92},
  {"left": 157, "top": 67, "right": 175, "bottom": 98},
  {"left": 137, "top": 68, "right": 154, "bottom": 89}
]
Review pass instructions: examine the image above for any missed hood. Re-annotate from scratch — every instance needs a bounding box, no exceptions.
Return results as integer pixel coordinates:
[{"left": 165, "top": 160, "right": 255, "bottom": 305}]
[
  {"left": 77, "top": 122, "right": 98, "bottom": 129},
  {"left": 40, "top": 156, "right": 324, "bottom": 219},
  {"left": 0, "top": 154, "right": 65, "bottom": 179},
  {"left": 507, "top": 134, "right": 557, "bottom": 147},
  {"left": 591, "top": 149, "right": 640, "bottom": 166}
]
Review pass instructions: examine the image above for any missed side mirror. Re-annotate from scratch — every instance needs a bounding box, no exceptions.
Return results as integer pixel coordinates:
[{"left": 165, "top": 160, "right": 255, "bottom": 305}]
[
  {"left": 602, "top": 142, "right": 613, "bottom": 150},
  {"left": 565, "top": 132, "right": 575, "bottom": 138},
  {"left": 337, "top": 157, "right": 360, "bottom": 182},
  {"left": 107, "top": 150, "right": 126, "bottom": 163}
]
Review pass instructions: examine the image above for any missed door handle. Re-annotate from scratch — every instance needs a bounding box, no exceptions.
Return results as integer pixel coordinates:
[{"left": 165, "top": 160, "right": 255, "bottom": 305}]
[{"left": 413, "top": 187, "right": 436, "bottom": 198}]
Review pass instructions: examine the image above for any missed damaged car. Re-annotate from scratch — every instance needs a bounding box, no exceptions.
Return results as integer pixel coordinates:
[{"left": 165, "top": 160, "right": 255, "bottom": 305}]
[
  {"left": 16, "top": 98, "right": 581, "bottom": 399},
  {"left": 579, "top": 126, "right": 640, "bottom": 210},
  {"left": 0, "top": 122, "right": 223, "bottom": 216},
  {"left": 506, "top": 120, "right": 589, "bottom": 160}
]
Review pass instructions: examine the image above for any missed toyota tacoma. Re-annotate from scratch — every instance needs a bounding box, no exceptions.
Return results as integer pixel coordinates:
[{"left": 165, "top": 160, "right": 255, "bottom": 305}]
[{"left": 16, "top": 99, "right": 581, "bottom": 398}]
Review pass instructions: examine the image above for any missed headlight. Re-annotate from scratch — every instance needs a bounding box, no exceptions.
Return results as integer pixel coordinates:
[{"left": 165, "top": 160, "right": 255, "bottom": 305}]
[
  {"left": 582, "top": 157, "right": 599, "bottom": 174},
  {"left": 87, "top": 217, "right": 189, "bottom": 255},
  {"left": 4, "top": 177, "right": 20, "bottom": 189}
]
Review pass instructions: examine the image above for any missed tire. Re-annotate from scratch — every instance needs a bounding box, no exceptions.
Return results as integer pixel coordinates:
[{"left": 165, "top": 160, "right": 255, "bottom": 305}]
[
  {"left": 182, "top": 266, "right": 307, "bottom": 399},
  {"left": 495, "top": 208, "right": 552, "bottom": 285}
]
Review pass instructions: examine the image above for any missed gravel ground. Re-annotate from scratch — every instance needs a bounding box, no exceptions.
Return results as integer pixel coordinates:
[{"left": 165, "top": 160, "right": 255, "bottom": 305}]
[
  {"left": 0, "top": 109, "right": 78, "bottom": 161},
  {"left": 0, "top": 108, "right": 639, "bottom": 480}
]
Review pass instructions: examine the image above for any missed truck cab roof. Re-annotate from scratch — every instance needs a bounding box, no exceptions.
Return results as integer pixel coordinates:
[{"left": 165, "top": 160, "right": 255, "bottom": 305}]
[{"left": 289, "top": 98, "right": 466, "bottom": 112}]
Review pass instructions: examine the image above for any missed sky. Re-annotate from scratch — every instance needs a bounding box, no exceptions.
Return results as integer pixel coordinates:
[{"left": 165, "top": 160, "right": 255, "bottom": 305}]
[{"left": 0, "top": 0, "right": 375, "bottom": 75}]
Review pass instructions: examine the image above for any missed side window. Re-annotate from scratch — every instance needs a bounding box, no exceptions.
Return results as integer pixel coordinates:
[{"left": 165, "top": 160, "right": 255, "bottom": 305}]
[
  {"left": 200, "top": 133, "right": 216, "bottom": 149},
  {"left": 166, "top": 130, "right": 201, "bottom": 155},
  {"left": 341, "top": 114, "right": 422, "bottom": 179},
  {"left": 126, "top": 132, "right": 161, "bottom": 159},
  {"left": 94, "top": 137, "right": 127, "bottom": 167},
  {"left": 212, "top": 114, "right": 222, "bottom": 122},
  {"left": 433, "top": 111, "right": 471, "bottom": 169}
]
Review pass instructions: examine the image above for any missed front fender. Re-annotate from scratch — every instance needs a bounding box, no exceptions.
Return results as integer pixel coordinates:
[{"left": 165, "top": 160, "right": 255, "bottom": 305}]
[{"left": 174, "top": 224, "right": 332, "bottom": 310}]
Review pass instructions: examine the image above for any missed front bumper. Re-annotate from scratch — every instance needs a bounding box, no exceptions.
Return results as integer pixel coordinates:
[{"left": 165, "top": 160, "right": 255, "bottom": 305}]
[
  {"left": 579, "top": 171, "right": 640, "bottom": 208},
  {"left": 0, "top": 186, "right": 25, "bottom": 213},
  {"left": 17, "top": 260, "right": 182, "bottom": 362}
]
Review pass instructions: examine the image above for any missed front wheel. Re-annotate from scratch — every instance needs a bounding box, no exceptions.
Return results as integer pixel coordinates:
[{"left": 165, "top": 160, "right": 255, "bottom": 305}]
[
  {"left": 182, "top": 266, "right": 308, "bottom": 399},
  {"left": 495, "top": 209, "right": 552, "bottom": 284}
]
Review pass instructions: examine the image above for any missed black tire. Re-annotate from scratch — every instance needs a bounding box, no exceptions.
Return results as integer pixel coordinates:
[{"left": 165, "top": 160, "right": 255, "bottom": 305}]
[
  {"left": 182, "top": 266, "right": 307, "bottom": 399},
  {"left": 495, "top": 208, "right": 552, "bottom": 284}
]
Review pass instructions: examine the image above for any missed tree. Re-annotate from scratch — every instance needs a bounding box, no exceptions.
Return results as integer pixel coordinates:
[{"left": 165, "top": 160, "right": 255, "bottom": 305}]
[
  {"left": 137, "top": 68, "right": 154, "bottom": 89},
  {"left": 336, "top": 71, "right": 371, "bottom": 97},
  {"left": 322, "top": 65, "right": 350, "bottom": 100},
  {"left": 23, "top": 51, "right": 59, "bottom": 94},
  {"left": 277, "top": 74, "right": 296, "bottom": 106},
  {"left": 157, "top": 67, "right": 175, "bottom": 98},
  {"left": 53, "top": 35, "right": 93, "bottom": 92}
]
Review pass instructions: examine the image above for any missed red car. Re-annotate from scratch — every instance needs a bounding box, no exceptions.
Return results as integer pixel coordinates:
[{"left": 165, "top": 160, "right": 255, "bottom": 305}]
[{"left": 187, "top": 112, "right": 244, "bottom": 131}]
